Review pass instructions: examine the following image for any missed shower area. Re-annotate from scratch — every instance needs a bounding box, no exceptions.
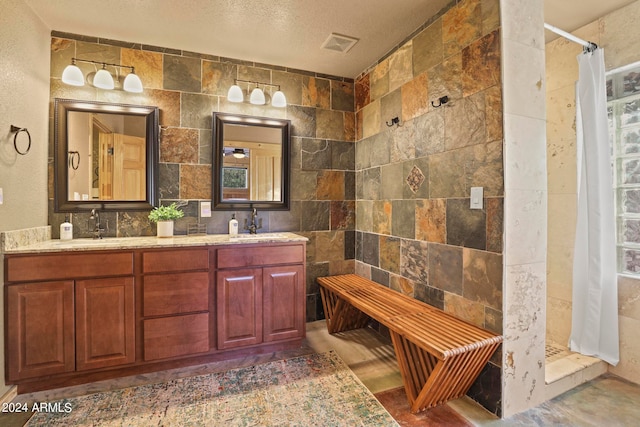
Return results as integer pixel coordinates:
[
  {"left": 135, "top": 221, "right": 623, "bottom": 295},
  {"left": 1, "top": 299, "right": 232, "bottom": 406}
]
[{"left": 544, "top": 23, "right": 613, "bottom": 396}]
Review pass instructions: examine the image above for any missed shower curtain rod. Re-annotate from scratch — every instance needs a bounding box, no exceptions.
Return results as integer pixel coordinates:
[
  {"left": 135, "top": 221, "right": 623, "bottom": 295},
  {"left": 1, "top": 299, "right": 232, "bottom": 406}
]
[{"left": 544, "top": 23, "right": 597, "bottom": 51}]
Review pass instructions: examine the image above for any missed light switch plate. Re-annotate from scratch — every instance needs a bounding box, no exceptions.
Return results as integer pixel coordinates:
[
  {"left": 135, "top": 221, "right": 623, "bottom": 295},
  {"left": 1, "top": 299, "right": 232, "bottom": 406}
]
[
  {"left": 200, "top": 201, "right": 211, "bottom": 217},
  {"left": 470, "top": 187, "right": 483, "bottom": 209}
]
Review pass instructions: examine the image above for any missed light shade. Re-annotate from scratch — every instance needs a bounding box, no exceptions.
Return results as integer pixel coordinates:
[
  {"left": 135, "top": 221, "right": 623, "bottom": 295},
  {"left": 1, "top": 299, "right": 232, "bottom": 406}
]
[
  {"left": 271, "top": 90, "right": 287, "bottom": 107},
  {"left": 227, "top": 84, "right": 244, "bottom": 102},
  {"left": 232, "top": 148, "right": 246, "bottom": 158},
  {"left": 93, "top": 68, "right": 115, "bottom": 90},
  {"left": 249, "top": 87, "right": 266, "bottom": 105},
  {"left": 123, "top": 72, "right": 143, "bottom": 93},
  {"left": 61, "top": 64, "right": 85, "bottom": 86}
]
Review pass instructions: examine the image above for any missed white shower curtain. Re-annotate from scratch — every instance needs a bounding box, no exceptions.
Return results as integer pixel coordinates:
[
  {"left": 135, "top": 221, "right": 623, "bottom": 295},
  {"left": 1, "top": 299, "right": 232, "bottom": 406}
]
[{"left": 571, "top": 47, "right": 619, "bottom": 365}]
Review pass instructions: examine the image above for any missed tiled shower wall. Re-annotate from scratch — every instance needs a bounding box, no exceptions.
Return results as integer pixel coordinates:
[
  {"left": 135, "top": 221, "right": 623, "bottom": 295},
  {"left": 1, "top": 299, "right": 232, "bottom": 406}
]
[
  {"left": 47, "top": 32, "right": 356, "bottom": 321},
  {"left": 546, "top": 0, "right": 640, "bottom": 386},
  {"left": 353, "top": 0, "right": 503, "bottom": 415}
]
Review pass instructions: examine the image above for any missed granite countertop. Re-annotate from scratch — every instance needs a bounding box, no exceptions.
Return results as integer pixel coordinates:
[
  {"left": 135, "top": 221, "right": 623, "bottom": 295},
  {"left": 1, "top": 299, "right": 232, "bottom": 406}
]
[{"left": 3, "top": 232, "right": 308, "bottom": 254}]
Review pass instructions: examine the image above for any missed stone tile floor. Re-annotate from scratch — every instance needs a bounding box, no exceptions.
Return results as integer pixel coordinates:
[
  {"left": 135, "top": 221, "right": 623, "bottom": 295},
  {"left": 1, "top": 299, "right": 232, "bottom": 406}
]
[{"left": 2, "top": 320, "right": 639, "bottom": 426}]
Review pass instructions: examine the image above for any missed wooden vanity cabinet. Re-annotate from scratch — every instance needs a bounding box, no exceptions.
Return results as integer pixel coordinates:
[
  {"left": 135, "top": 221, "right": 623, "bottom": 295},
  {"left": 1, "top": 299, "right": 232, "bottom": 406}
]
[
  {"left": 216, "top": 243, "right": 306, "bottom": 350},
  {"left": 263, "top": 265, "right": 305, "bottom": 342},
  {"left": 4, "top": 239, "right": 306, "bottom": 391},
  {"left": 216, "top": 268, "right": 263, "bottom": 349},
  {"left": 76, "top": 277, "right": 135, "bottom": 371},
  {"left": 5, "top": 252, "right": 135, "bottom": 382},
  {"left": 141, "top": 249, "right": 211, "bottom": 361},
  {"left": 6, "top": 281, "right": 75, "bottom": 381}
]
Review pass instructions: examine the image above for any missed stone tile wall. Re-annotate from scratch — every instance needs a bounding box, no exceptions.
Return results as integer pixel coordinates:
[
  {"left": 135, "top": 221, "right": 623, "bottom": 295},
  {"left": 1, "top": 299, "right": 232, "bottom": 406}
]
[
  {"left": 354, "top": 0, "right": 503, "bottom": 415},
  {"left": 47, "top": 33, "right": 355, "bottom": 321}
]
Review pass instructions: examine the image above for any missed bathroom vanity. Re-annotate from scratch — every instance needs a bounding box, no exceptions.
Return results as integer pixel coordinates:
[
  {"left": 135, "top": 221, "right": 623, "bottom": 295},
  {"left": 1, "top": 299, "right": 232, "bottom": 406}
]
[{"left": 3, "top": 233, "right": 306, "bottom": 393}]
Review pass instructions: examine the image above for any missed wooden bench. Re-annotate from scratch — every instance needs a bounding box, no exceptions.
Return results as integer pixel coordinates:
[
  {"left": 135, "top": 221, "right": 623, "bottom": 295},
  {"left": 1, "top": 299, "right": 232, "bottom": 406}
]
[{"left": 317, "top": 274, "right": 502, "bottom": 413}]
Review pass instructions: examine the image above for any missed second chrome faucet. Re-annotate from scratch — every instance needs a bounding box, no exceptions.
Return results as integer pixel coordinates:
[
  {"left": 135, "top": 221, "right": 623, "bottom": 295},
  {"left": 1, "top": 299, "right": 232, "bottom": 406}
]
[
  {"left": 244, "top": 208, "right": 263, "bottom": 234},
  {"left": 90, "top": 209, "right": 106, "bottom": 239}
]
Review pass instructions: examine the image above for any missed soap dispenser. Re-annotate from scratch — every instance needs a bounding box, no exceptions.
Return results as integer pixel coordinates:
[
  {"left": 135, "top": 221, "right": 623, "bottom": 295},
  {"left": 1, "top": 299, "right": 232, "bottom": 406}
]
[
  {"left": 60, "top": 215, "right": 73, "bottom": 241},
  {"left": 229, "top": 214, "right": 238, "bottom": 236}
]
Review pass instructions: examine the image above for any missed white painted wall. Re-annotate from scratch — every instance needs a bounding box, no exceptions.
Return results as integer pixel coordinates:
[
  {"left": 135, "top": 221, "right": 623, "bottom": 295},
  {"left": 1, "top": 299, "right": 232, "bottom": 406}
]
[{"left": 0, "top": 0, "right": 51, "bottom": 398}]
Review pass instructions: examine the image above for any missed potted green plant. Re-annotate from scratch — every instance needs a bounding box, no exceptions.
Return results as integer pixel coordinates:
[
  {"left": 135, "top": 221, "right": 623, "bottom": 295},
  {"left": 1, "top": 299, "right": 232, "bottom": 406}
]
[{"left": 148, "top": 202, "right": 184, "bottom": 237}]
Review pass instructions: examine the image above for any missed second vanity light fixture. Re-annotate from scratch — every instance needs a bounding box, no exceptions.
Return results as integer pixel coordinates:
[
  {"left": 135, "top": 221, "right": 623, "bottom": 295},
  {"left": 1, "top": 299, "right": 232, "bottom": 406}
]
[
  {"left": 61, "top": 58, "right": 143, "bottom": 93},
  {"left": 227, "top": 79, "right": 287, "bottom": 107}
]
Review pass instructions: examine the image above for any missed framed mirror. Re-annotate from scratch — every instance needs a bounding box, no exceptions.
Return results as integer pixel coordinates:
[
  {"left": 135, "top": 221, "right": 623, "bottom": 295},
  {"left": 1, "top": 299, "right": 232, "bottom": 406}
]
[
  {"left": 54, "top": 98, "right": 159, "bottom": 212},
  {"left": 212, "top": 113, "right": 291, "bottom": 210}
]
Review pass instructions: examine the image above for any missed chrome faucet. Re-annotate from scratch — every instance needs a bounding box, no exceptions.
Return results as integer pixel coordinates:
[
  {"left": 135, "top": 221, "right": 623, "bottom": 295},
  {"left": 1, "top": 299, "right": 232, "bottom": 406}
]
[
  {"left": 90, "top": 209, "right": 105, "bottom": 239},
  {"left": 244, "top": 208, "right": 263, "bottom": 234}
]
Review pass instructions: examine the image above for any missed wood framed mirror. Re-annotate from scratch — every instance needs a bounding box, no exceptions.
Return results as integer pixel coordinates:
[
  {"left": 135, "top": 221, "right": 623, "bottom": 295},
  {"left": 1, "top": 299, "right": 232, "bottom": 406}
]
[
  {"left": 212, "top": 113, "right": 291, "bottom": 210},
  {"left": 54, "top": 98, "right": 159, "bottom": 212}
]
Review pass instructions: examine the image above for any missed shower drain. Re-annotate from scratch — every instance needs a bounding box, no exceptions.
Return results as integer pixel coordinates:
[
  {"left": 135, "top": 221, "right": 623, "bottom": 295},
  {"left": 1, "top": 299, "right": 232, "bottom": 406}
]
[{"left": 545, "top": 343, "right": 570, "bottom": 363}]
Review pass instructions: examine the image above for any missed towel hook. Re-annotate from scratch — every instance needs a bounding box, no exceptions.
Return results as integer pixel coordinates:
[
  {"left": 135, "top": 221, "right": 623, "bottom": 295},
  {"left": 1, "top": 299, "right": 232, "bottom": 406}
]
[
  {"left": 431, "top": 95, "right": 449, "bottom": 108},
  {"left": 10, "top": 125, "right": 31, "bottom": 155},
  {"left": 386, "top": 117, "right": 402, "bottom": 127},
  {"left": 68, "top": 151, "right": 80, "bottom": 170}
]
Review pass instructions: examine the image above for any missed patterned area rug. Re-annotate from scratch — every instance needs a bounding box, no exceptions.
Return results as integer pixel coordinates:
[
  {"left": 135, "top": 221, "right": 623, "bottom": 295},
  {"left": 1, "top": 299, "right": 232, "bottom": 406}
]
[{"left": 26, "top": 351, "right": 399, "bottom": 426}]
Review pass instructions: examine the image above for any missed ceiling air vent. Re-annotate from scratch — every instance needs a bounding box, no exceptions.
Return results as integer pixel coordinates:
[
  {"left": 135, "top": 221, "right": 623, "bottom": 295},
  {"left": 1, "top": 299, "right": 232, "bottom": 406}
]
[{"left": 321, "top": 33, "right": 359, "bottom": 54}]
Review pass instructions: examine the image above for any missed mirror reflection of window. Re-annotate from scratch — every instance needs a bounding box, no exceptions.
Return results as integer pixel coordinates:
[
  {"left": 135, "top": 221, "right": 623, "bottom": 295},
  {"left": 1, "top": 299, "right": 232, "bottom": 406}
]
[
  {"left": 67, "top": 111, "right": 146, "bottom": 201},
  {"left": 222, "top": 166, "right": 249, "bottom": 200}
]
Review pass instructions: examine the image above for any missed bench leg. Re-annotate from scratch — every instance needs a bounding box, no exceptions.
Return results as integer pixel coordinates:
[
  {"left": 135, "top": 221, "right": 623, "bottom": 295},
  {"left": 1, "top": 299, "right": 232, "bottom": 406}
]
[
  {"left": 319, "top": 286, "right": 370, "bottom": 333},
  {"left": 390, "top": 331, "right": 500, "bottom": 413}
]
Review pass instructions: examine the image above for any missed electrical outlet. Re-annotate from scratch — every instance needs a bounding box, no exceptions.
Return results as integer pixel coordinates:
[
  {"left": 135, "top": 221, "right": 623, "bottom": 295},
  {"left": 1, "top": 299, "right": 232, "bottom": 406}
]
[{"left": 200, "top": 201, "right": 211, "bottom": 217}]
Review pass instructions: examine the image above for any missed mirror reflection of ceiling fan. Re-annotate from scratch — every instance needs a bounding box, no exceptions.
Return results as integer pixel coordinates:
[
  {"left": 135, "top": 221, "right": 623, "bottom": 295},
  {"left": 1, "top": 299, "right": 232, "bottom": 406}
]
[{"left": 223, "top": 147, "right": 249, "bottom": 158}]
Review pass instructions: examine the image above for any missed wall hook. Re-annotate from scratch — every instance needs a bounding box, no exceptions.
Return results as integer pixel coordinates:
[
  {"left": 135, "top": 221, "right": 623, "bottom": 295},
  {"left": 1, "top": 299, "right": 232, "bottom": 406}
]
[
  {"left": 10, "top": 125, "right": 31, "bottom": 155},
  {"left": 386, "top": 117, "right": 402, "bottom": 127},
  {"left": 68, "top": 151, "right": 80, "bottom": 170},
  {"left": 431, "top": 95, "right": 449, "bottom": 108}
]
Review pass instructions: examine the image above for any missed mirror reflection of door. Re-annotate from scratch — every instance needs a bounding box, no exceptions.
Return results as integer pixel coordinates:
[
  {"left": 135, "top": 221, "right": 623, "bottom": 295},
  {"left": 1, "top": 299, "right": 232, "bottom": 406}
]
[
  {"left": 67, "top": 111, "right": 146, "bottom": 201},
  {"left": 98, "top": 133, "right": 145, "bottom": 200}
]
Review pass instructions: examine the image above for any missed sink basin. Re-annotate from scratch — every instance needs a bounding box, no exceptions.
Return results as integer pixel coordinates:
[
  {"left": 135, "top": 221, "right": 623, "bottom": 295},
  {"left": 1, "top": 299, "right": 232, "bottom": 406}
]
[{"left": 230, "top": 233, "right": 289, "bottom": 240}]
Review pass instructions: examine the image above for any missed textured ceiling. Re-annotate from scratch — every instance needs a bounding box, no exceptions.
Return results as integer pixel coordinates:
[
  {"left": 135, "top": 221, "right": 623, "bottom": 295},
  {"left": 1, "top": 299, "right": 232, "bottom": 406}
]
[{"left": 24, "top": 0, "right": 638, "bottom": 79}]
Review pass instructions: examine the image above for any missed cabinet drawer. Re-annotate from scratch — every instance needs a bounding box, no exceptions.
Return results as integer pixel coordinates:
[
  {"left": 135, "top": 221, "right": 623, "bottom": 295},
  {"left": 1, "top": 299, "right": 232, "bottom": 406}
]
[
  {"left": 217, "top": 244, "right": 304, "bottom": 269},
  {"left": 142, "top": 249, "right": 209, "bottom": 273},
  {"left": 143, "top": 272, "right": 209, "bottom": 316},
  {"left": 6, "top": 252, "right": 133, "bottom": 283},
  {"left": 143, "top": 313, "right": 209, "bottom": 361}
]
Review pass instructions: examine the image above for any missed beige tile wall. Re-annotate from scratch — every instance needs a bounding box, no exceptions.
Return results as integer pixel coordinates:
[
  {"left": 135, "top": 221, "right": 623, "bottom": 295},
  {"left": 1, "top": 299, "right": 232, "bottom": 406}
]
[{"left": 545, "top": 0, "right": 640, "bottom": 386}]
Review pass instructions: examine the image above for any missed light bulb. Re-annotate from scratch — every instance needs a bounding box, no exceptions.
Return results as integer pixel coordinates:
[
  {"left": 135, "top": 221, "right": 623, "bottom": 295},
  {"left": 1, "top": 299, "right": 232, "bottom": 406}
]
[
  {"left": 61, "top": 64, "right": 84, "bottom": 86},
  {"left": 249, "top": 87, "right": 266, "bottom": 105},
  {"left": 227, "top": 85, "right": 244, "bottom": 102},
  {"left": 123, "top": 72, "right": 143, "bottom": 93},
  {"left": 93, "top": 67, "right": 115, "bottom": 90}
]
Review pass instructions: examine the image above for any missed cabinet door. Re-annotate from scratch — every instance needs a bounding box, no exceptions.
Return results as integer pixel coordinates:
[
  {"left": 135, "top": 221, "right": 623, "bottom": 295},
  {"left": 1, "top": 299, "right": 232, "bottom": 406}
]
[
  {"left": 6, "top": 281, "right": 75, "bottom": 381},
  {"left": 263, "top": 265, "right": 306, "bottom": 342},
  {"left": 76, "top": 277, "right": 135, "bottom": 371},
  {"left": 216, "top": 268, "right": 262, "bottom": 349}
]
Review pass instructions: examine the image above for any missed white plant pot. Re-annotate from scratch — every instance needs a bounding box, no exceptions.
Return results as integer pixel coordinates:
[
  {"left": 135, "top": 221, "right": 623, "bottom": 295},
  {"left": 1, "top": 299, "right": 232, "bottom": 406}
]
[{"left": 156, "top": 220, "right": 174, "bottom": 238}]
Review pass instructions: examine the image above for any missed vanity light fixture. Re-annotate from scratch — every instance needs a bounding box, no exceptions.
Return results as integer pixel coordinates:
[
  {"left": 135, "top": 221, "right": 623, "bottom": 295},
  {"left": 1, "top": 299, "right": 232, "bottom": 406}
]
[
  {"left": 61, "top": 58, "right": 143, "bottom": 93},
  {"left": 232, "top": 148, "right": 246, "bottom": 158},
  {"left": 227, "top": 79, "right": 287, "bottom": 107}
]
